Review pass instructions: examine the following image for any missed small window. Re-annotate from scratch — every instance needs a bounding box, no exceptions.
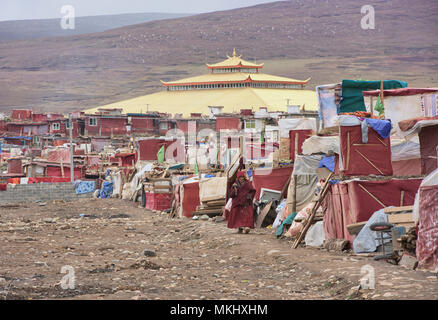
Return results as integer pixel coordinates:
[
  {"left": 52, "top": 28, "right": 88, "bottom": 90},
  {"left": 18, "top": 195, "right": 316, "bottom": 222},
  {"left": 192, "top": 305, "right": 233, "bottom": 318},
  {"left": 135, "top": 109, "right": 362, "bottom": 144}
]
[
  {"left": 52, "top": 123, "right": 60, "bottom": 131},
  {"left": 66, "top": 121, "right": 72, "bottom": 129},
  {"left": 89, "top": 118, "right": 97, "bottom": 126},
  {"left": 159, "top": 122, "right": 168, "bottom": 130},
  {"left": 245, "top": 120, "right": 256, "bottom": 129}
]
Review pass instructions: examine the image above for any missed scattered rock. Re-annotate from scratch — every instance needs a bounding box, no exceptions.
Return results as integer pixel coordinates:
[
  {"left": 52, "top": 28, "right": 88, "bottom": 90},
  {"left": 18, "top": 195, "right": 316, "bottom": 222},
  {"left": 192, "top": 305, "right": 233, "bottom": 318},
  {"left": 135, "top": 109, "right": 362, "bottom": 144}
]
[
  {"left": 267, "top": 249, "right": 280, "bottom": 256},
  {"left": 399, "top": 253, "right": 418, "bottom": 270},
  {"left": 108, "top": 214, "right": 130, "bottom": 219},
  {"left": 200, "top": 215, "right": 209, "bottom": 221},
  {"left": 143, "top": 249, "right": 157, "bottom": 257}
]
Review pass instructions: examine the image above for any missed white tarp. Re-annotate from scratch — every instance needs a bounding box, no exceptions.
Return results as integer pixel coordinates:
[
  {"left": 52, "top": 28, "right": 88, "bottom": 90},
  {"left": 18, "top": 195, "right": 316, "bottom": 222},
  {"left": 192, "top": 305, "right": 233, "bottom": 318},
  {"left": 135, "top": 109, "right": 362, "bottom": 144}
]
[
  {"left": 391, "top": 139, "right": 420, "bottom": 161},
  {"left": 278, "top": 118, "right": 316, "bottom": 138},
  {"left": 199, "top": 177, "right": 227, "bottom": 202},
  {"left": 292, "top": 154, "right": 323, "bottom": 175},
  {"left": 353, "top": 209, "right": 389, "bottom": 253},
  {"left": 364, "top": 92, "right": 438, "bottom": 138},
  {"left": 301, "top": 135, "right": 340, "bottom": 155},
  {"left": 305, "top": 221, "right": 325, "bottom": 247}
]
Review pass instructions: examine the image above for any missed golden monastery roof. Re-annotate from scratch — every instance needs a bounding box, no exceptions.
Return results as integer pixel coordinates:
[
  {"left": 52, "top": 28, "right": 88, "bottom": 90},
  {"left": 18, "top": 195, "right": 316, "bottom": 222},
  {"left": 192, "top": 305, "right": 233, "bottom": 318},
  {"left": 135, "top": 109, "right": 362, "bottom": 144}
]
[
  {"left": 206, "top": 49, "right": 264, "bottom": 69},
  {"left": 161, "top": 72, "right": 310, "bottom": 86},
  {"left": 85, "top": 87, "right": 317, "bottom": 117}
]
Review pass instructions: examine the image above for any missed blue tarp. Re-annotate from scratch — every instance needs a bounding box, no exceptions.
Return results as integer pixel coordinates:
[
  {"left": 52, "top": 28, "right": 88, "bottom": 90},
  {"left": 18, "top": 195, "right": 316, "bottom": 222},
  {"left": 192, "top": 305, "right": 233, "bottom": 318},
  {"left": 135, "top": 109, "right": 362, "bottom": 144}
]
[
  {"left": 365, "top": 118, "right": 392, "bottom": 139},
  {"left": 98, "top": 181, "right": 113, "bottom": 199},
  {"left": 74, "top": 181, "right": 95, "bottom": 195},
  {"left": 319, "top": 156, "right": 335, "bottom": 172}
]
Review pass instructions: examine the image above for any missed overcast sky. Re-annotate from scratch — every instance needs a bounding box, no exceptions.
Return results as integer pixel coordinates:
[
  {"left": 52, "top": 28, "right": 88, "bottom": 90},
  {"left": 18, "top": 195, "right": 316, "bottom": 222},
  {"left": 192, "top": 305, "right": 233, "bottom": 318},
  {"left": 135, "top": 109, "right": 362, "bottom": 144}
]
[{"left": 0, "top": 0, "right": 278, "bottom": 21}]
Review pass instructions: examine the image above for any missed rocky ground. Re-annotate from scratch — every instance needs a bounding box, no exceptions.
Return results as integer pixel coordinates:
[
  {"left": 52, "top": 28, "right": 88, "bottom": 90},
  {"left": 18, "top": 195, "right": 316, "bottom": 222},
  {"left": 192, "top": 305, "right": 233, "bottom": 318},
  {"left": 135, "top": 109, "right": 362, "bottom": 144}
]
[{"left": 0, "top": 198, "right": 437, "bottom": 300}]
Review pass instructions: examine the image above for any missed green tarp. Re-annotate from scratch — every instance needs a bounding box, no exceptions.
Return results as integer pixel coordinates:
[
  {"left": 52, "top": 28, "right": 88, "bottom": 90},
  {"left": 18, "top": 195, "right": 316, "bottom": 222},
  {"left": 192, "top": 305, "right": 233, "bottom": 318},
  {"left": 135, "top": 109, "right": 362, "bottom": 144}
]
[{"left": 340, "top": 80, "right": 408, "bottom": 113}]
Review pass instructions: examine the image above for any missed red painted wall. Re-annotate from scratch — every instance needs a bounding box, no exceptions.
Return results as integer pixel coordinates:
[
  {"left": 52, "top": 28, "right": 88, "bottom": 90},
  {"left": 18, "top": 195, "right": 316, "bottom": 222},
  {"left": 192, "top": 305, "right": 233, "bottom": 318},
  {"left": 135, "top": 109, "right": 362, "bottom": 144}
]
[
  {"left": 131, "top": 117, "right": 155, "bottom": 134},
  {"left": 216, "top": 117, "right": 241, "bottom": 131},
  {"left": 12, "top": 110, "right": 32, "bottom": 121},
  {"left": 86, "top": 117, "right": 127, "bottom": 136},
  {"left": 46, "top": 166, "right": 83, "bottom": 180}
]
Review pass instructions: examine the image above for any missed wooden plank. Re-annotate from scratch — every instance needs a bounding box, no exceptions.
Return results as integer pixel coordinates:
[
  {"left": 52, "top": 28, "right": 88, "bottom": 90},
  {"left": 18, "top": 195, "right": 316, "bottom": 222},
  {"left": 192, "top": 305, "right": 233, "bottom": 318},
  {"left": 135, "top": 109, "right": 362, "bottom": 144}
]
[
  {"left": 347, "top": 221, "right": 367, "bottom": 236},
  {"left": 387, "top": 213, "right": 414, "bottom": 224},
  {"left": 400, "top": 190, "right": 405, "bottom": 207},
  {"left": 384, "top": 205, "right": 413, "bottom": 213},
  {"left": 256, "top": 201, "right": 273, "bottom": 228}
]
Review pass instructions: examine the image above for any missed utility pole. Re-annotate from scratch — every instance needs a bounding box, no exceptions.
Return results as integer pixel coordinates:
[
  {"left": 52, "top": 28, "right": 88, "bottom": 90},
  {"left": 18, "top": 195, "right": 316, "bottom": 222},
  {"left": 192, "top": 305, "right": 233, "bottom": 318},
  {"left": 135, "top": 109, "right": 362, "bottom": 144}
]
[{"left": 69, "top": 114, "right": 74, "bottom": 182}]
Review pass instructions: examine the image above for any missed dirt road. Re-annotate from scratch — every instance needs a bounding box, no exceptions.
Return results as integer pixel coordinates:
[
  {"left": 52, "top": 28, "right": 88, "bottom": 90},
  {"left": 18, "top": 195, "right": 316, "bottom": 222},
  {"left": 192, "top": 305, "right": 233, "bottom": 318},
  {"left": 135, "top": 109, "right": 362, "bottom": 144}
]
[{"left": 0, "top": 199, "right": 437, "bottom": 300}]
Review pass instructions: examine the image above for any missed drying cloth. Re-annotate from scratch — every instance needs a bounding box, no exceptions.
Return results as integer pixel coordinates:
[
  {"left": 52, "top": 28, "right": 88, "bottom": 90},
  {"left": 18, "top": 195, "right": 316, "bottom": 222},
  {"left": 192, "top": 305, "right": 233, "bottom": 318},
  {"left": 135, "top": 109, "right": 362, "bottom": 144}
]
[
  {"left": 276, "top": 212, "right": 298, "bottom": 238},
  {"left": 0, "top": 184, "right": 6, "bottom": 191},
  {"left": 365, "top": 118, "right": 392, "bottom": 139},
  {"left": 99, "top": 181, "right": 114, "bottom": 198},
  {"left": 75, "top": 181, "right": 95, "bottom": 195},
  {"left": 318, "top": 156, "right": 335, "bottom": 172}
]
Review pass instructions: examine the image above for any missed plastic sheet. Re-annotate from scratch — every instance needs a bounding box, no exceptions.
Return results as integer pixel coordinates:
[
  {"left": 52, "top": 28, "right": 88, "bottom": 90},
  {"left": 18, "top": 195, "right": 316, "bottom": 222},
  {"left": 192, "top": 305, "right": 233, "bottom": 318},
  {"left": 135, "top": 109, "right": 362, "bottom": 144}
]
[
  {"left": 278, "top": 118, "right": 316, "bottom": 138},
  {"left": 302, "top": 135, "right": 340, "bottom": 155},
  {"left": 353, "top": 209, "right": 389, "bottom": 253},
  {"left": 292, "top": 155, "right": 322, "bottom": 175},
  {"left": 305, "top": 221, "right": 325, "bottom": 247}
]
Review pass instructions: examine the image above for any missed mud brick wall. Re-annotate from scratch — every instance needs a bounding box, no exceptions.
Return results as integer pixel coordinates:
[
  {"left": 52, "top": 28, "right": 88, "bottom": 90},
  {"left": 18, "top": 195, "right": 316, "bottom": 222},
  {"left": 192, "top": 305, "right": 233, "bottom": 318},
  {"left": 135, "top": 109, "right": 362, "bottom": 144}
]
[{"left": 0, "top": 183, "right": 93, "bottom": 203}]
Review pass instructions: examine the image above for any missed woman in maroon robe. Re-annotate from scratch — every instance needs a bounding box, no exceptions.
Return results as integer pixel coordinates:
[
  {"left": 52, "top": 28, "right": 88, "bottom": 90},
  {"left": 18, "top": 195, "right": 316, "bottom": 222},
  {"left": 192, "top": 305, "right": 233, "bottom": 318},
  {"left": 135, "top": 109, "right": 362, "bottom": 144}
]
[{"left": 227, "top": 171, "right": 256, "bottom": 233}]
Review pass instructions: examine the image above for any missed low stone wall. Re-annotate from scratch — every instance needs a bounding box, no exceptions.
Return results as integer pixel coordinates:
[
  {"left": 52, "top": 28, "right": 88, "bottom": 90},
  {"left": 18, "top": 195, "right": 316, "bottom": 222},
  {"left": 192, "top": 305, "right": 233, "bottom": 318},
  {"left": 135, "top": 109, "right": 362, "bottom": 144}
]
[{"left": 0, "top": 183, "right": 93, "bottom": 203}]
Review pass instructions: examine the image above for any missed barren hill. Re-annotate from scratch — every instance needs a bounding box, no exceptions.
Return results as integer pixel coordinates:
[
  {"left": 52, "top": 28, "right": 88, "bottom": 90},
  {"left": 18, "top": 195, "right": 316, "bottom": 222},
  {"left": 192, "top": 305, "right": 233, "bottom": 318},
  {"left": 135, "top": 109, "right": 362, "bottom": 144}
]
[
  {"left": 0, "top": 0, "right": 437, "bottom": 113},
  {"left": 0, "top": 12, "right": 192, "bottom": 41}
]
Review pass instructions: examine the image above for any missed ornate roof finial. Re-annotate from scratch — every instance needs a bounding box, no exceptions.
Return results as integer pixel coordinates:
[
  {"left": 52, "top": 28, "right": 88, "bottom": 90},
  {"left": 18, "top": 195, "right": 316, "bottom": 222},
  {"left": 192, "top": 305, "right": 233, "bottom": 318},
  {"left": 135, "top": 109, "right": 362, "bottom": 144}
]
[{"left": 233, "top": 48, "right": 237, "bottom": 57}]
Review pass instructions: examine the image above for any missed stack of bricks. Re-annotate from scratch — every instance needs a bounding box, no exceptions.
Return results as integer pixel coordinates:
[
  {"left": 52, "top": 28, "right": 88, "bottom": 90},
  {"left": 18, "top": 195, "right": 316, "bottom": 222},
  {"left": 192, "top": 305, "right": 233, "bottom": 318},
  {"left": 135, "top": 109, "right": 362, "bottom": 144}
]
[{"left": 0, "top": 183, "right": 93, "bottom": 203}]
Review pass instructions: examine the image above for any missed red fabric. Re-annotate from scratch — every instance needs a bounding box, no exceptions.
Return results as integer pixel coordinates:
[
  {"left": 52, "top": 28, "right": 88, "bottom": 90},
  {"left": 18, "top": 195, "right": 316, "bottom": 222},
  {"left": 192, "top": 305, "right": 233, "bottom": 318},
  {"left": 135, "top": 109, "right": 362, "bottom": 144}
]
[
  {"left": 7, "top": 178, "right": 21, "bottom": 184},
  {"left": 28, "top": 177, "right": 71, "bottom": 183},
  {"left": 0, "top": 184, "right": 7, "bottom": 191},
  {"left": 236, "top": 171, "right": 246, "bottom": 178},
  {"left": 289, "top": 129, "right": 313, "bottom": 161},
  {"left": 419, "top": 125, "right": 438, "bottom": 175},
  {"left": 363, "top": 88, "right": 438, "bottom": 97},
  {"left": 227, "top": 204, "right": 254, "bottom": 229},
  {"left": 230, "top": 180, "right": 256, "bottom": 209},
  {"left": 145, "top": 192, "right": 171, "bottom": 211},
  {"left": 46, "top": 166, "right": 83, "bottom": 180},
  {"left": 182, "top": 182, "right": 200, "bottom": 218},
  {"left": 252, "top": 166, "right": 294, "bottom": 200},
  {"left": 392, "top": 159, "right": 422, "bottom": 176},
  {"left": 340, "top": 125, "right": 393, "bottom": 176},
  {"left": 137, "top": 139, "right": 179, "bottom": 161},
  {"left": 399, "top": 116, "right": 438, "bottom": 132},
  {"left": 322, "top": 183, "right": 345, "bottom": 240},
  {"left": 323, "top": 179, "right": 422, "bottom": 246},
  {"left": 417, "top": 185, "right": 438, "bottom": 271}
]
